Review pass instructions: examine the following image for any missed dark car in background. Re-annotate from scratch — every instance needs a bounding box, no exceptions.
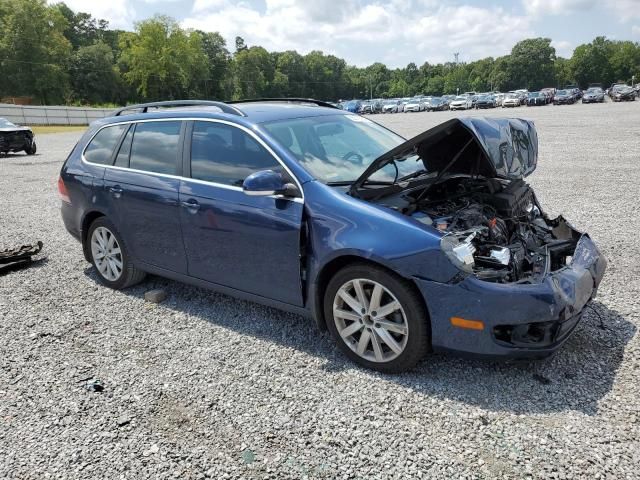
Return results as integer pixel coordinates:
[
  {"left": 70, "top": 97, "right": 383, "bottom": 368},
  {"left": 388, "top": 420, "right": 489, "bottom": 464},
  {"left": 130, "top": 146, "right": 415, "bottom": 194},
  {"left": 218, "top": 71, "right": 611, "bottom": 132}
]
[
  {"left": 0, "top": 118, "right": 37, "bottom": 156},
  {"left": 541, "top": 88, "right": 556, "bottom": 103},
  {"left": 526, "top": 92, "right": 546, "bottom": 106},
  {"left": 553, "top": 90, "right": 575, "bottom": 105},
  {"left": 475, "top": 95, "right": 497, "bottom": 109},
  {"left": 58, "top": 99, "right": 606, "bottom": 373},
  {"left": 426, "top": 97, "right": 449, "bottom": 111},
  {"left": 565, "top": 86, "right": 582, "bottom": 100},
  {"left": 582, "top": 87, "right": 605, "bottom": 104},
  {"left": 610, "top": 85, "right": 636, "bottom": 102}
]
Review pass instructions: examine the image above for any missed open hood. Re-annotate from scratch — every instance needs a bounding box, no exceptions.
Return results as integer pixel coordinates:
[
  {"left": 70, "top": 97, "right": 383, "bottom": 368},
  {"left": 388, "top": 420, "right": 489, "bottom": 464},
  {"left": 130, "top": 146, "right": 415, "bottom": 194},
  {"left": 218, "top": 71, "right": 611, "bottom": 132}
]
[
  {"left": 350, "top": 117, "right": 538, "bottom": 194},
  {"left": 0, "top": 126, "right": 31, "bottom": 133}
]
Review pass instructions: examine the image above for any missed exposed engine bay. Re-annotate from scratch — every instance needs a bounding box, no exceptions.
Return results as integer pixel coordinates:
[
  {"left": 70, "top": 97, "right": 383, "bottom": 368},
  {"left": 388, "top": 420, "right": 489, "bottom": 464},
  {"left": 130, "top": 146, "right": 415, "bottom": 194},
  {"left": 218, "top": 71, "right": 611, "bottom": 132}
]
[{"left": 380, "top": 176, "right": 581, "bottom": 284}]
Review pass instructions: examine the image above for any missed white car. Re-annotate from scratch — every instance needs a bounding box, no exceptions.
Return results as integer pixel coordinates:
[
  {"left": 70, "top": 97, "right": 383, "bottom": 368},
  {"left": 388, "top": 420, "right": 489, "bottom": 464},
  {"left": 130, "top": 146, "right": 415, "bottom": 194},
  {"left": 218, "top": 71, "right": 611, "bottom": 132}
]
[
  {"left": 502, "top": 94, "right": 521, "bottom": 107},
  {"left": 404, "top": 98, "right": 425, "bottom": 112},
  {"left": 449, "top": 96, "right": 473, "bottom": 110},
  {"left": 381, "top": 100, "right": 402, "bottom": 113}
]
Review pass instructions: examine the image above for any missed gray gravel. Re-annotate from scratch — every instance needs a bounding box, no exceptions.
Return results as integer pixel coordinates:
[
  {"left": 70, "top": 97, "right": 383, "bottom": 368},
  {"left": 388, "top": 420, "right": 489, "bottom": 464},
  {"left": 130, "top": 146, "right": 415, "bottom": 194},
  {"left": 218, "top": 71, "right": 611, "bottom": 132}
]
[{"left": 1, "top": 102, "right": 639, "bottom": 479}]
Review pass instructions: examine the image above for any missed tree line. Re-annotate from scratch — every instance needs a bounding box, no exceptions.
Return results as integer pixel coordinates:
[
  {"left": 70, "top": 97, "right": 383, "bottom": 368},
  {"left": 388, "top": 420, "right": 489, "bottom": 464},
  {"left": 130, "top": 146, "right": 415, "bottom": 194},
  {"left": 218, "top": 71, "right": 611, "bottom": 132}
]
[{"left": 1, "top": 0, "right": 639, "bottom": 106}]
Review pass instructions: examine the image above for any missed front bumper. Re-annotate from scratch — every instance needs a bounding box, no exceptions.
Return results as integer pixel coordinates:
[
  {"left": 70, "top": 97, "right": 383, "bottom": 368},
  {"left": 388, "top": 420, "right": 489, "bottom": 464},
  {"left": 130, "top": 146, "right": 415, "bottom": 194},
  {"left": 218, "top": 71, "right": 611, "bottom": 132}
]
[{"left": 414, "top": 234, "right": 607, "bottom": 359}]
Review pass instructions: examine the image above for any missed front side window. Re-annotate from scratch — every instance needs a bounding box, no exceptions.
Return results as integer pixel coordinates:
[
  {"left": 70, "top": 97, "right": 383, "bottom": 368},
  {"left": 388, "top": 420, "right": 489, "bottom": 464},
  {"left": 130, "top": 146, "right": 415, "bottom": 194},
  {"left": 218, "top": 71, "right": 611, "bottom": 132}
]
[
  {"left": 129, "top": 121, "right": 181, "bottom": 175},
  {"left": 84, "top": 124, "right": 127, "bottom": 165},
  {"left": 190, "top": 121, "right": 281, "bottom": 187}
]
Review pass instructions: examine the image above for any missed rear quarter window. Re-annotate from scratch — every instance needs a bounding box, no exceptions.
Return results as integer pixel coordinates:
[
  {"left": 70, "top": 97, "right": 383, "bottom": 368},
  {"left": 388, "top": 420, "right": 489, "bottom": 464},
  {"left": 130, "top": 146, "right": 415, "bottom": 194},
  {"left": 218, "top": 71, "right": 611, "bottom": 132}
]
[
  {"left": 129, "top": 121, "right": 182, "bottom": 175},
  {"left": 84, "top": 124, "right": 127, "bottom": 165}
]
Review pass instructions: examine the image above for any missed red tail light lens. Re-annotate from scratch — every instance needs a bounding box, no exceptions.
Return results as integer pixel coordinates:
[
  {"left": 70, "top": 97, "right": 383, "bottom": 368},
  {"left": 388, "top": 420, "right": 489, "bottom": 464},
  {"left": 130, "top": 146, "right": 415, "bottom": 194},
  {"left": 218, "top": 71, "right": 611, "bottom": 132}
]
[{"left": 58, "top": 176, "right": 71, "bottom": 204}]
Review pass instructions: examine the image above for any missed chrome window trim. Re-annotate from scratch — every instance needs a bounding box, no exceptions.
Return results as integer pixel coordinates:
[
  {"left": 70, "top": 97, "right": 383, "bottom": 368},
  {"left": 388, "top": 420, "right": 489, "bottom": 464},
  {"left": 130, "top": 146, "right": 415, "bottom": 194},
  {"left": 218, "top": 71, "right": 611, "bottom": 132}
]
[{"left": 80, "top": 117, "right": 305, "bottom": 202}]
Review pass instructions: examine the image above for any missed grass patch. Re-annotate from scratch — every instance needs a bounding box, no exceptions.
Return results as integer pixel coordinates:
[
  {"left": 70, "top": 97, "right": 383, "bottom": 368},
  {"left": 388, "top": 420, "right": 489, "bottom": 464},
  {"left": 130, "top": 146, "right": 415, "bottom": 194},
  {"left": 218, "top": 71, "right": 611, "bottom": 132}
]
[{"left": 31, "top": 125, "right": 87, "bottom": 135}]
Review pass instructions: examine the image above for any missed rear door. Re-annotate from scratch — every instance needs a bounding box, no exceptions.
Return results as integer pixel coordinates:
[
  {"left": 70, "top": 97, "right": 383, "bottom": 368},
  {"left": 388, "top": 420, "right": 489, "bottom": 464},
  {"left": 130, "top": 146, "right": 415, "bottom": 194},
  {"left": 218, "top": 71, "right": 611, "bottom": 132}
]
[
  {"left": 178, "top": 120, "right": 304, "bottom": 306},
  {"left": 103, "top": 120, "right": 188, "bottom": 274}
]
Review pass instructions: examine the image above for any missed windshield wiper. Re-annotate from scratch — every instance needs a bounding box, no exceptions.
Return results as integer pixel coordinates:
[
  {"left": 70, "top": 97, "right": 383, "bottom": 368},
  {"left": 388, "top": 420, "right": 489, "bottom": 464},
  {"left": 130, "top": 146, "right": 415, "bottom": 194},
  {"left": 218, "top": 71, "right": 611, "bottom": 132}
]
[
  {"left": 327, "top": 180, "right": 394, "bottom": 187},
  {"left": 398, "top": 169, "right": 431, "bottom": 182}
]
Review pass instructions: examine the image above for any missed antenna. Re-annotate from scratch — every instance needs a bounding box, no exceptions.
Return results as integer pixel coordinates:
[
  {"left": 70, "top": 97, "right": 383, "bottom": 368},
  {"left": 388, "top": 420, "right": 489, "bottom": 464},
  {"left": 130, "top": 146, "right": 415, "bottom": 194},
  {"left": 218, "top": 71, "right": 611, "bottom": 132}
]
[{"left": 454, "top": 52, "right": 460, "bottom": 65}]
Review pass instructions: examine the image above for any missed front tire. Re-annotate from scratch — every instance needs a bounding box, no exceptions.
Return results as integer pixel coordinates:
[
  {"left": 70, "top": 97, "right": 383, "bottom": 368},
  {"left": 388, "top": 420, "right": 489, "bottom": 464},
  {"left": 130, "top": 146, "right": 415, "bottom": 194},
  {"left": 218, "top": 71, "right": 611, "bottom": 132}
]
[
  {"left": 324, "top": 264, "right": 430, "bottom": 373},
  {"left": 87, "top": 217, "right": 146, "bottom": 289},
  {"left": 25, "top": 140, "right": 36, "bottom": 155}
]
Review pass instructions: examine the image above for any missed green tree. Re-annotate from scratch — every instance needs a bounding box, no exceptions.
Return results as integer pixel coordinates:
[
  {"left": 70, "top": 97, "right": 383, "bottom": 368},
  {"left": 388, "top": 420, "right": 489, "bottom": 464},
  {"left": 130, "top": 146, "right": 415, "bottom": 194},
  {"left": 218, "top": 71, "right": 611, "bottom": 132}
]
[
  {"left": 508, "top": 38, "right": 556, "bottom": 89},
  {"left": 570, "top": 36, "right": 614, "bottom": 88},
  {"left": 196, "top": 30, "right": 232, "bottom": 99},
  {"left": 70, "top": 41, "right": 119, "bottom": 104},
  {"left": 233, "top": 46, "right": 274, "bottom": 99},
  {"left": 274, "top": 50, "right": 307, "bottom": 96},
  {"left": 610, "top": 41, "right": 640, "bottom": 85},
  {"left": 54, "top": 2, "right": 108, "bottom": 49},
  {"left": 119, "top": 16, "right": 209, "bottom": 100},
  {"left": 0, "top": 0, "right": 71, "bottom": 103},
  {"left": 554, "top": 57, "right": 573, "bottom": 88}
]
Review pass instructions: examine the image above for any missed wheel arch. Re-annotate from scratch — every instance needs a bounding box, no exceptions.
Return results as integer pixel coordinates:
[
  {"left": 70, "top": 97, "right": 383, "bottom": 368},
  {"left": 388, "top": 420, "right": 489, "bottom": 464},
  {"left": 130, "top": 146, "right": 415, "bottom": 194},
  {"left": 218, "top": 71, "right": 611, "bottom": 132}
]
[
  {"left": 81, "top": 210, "right": 107, "bottom": 262},
  {"left": 311, "top": 254, "right": 429, "bottom": 332}
]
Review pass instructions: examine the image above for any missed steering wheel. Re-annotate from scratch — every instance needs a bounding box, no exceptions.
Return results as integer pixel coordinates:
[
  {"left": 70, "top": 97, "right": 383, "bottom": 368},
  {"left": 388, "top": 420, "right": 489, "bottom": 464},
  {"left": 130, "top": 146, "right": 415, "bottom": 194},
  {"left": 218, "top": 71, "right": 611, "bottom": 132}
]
[{"left": 342, "top": 151, "right": 364, "bottom": 165}]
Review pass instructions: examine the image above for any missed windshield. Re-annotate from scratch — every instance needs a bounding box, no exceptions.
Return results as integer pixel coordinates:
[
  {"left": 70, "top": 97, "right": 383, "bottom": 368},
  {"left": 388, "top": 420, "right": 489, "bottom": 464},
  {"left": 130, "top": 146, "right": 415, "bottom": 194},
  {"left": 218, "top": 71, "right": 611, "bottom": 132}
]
[
  {"left": 0, "top": 118, "right": 17, "bottom": 128},
  {"left": 383, "top": 100, "right": 396, "bottom": 105},
  {"left": 528, "top": 92, "right": 540, "bottom": 97},
  {"left": 262, "top": 114, "right": 423, "bottom": 184},
  {"left": 556, "top": 90, "right": 567, "bottom": 95},
  {"left": 587, "top": 88, "right": 602, "bottom": 93}
]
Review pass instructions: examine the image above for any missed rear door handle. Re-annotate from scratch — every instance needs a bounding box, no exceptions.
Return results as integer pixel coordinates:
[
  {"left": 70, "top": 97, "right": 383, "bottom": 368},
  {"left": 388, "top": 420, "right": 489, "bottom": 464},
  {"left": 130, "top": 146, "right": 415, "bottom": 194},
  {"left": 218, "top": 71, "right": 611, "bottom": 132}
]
[
  {"left": 181, "top": 199, "right": 200, "bottom": 212},
  {"left": 109, "top": 185, "right": 123, "bottom": 198}
]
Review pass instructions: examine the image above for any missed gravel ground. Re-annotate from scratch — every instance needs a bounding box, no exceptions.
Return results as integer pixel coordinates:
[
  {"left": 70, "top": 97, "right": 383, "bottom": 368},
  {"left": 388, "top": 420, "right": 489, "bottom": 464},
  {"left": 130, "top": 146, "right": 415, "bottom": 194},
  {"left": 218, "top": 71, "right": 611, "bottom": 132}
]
[{"left": 1, "top": 101, "right": 639, "bottom": 479}]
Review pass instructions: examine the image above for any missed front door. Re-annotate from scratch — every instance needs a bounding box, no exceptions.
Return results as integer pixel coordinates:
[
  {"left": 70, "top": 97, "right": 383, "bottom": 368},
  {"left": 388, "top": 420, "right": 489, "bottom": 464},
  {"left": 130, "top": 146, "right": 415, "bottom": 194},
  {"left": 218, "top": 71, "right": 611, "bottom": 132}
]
[{"left": 179, "top": 120, "right": 304, "bottom": 306}]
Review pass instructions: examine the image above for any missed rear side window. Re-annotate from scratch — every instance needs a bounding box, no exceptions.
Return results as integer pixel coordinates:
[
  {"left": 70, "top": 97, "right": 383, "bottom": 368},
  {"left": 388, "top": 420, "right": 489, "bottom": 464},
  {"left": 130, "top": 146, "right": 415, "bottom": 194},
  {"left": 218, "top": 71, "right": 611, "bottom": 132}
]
[
  {"left": 129, "top": 121, "right": 182, "bottom": 175},
  {"left": 84, "top": 124, "right": 127, "bottom": 165},
  {"left": 190, "top": 121, "right": 281, "bottom": 186}
]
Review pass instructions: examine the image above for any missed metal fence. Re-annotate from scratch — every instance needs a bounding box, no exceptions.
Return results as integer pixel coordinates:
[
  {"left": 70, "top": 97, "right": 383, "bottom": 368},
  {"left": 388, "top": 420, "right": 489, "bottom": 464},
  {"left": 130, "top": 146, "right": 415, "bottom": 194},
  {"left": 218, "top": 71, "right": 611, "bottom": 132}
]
[{"left": 0, "top": 104, "right": 114, "bottom": 126}]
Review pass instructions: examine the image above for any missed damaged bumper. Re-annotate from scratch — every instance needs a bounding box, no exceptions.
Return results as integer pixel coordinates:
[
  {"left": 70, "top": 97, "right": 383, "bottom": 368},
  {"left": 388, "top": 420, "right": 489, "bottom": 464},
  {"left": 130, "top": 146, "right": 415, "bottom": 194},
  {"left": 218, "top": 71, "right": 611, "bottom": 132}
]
[{"left": 414, "top": 232, "right": 607, "bottom": 358}]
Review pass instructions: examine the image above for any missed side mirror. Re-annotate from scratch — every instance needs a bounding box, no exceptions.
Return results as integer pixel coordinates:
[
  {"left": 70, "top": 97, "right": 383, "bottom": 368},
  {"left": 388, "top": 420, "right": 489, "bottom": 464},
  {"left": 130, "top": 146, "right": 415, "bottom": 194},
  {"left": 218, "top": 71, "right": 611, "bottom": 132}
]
[{"left": 242, "top": 170, "right": 299, "bottom": 198}]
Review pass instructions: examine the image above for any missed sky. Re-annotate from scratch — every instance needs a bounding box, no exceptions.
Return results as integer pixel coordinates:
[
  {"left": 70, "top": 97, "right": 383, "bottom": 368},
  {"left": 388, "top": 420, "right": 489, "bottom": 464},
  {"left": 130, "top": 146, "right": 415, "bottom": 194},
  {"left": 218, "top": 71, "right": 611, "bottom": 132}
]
[{"left": 50, "top": 0, "right": 640, "bottom": 67}]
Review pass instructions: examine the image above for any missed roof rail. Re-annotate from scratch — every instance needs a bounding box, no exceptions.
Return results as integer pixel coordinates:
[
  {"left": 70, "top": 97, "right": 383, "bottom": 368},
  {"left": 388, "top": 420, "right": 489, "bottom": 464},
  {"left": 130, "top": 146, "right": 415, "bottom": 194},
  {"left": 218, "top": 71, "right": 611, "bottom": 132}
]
[
  {"left": 113, "top": 100, "right": 246, "bottom": 117},
  {"left": 228, "top": 98, "right": 339, "bottom": 109}
]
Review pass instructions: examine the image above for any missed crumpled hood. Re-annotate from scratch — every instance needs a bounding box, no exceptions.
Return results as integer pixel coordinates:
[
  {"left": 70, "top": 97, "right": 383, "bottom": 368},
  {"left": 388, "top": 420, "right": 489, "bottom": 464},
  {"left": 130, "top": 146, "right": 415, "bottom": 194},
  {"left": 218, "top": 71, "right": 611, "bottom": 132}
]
[{"left": 351, "top": 117, "right": 538, "bottom": 193}]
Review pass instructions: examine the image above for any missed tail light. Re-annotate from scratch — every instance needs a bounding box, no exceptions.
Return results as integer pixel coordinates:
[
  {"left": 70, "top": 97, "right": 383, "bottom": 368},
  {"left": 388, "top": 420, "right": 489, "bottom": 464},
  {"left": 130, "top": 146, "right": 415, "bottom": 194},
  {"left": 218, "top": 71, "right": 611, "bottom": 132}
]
[{"left": 58, "top": 175, "right": 71, "bottom": 204}]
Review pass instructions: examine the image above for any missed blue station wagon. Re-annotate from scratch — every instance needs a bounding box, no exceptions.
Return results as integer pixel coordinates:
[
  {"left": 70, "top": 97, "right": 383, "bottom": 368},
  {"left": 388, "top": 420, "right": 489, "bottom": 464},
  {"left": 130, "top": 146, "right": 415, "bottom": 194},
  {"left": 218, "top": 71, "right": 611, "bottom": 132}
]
[{"left": 59, "top": 99, "right": 606, "bottom": 373}]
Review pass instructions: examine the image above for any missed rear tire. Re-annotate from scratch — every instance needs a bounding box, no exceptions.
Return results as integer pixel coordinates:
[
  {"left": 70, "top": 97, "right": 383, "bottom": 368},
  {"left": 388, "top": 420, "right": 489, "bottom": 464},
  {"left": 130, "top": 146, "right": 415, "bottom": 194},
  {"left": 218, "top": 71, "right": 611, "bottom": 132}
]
[
  {"left": 324, "top": 263, "right": 430, "bottom": 373},
  {"left": 87, "top": 217, "right": 146, "bottom": 289}
]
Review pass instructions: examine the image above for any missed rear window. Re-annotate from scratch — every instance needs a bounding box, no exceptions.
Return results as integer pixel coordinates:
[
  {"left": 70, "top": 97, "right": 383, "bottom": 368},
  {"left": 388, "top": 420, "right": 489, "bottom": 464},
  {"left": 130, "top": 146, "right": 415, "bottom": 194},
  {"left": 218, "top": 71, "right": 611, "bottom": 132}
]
[
  {"left": 84, "top": 124, "right": 127, "bottom": 165},
  {"left": 129, "top": 121, "right": 182, "bottom": 175}
]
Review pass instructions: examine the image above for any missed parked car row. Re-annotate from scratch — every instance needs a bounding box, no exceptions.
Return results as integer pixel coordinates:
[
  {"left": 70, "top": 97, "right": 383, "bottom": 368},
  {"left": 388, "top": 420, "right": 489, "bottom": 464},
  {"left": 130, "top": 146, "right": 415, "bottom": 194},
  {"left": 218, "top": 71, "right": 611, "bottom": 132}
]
[{"left": 336, "top": 84, "right": 637, "bottom": 114}]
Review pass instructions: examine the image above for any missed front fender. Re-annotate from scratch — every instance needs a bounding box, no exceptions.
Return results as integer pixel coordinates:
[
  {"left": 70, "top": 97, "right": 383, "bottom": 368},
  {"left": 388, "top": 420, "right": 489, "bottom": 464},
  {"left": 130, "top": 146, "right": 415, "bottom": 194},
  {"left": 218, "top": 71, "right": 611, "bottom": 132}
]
[{"left": 303, "top": 181, "right": 461, "bottom": 327}]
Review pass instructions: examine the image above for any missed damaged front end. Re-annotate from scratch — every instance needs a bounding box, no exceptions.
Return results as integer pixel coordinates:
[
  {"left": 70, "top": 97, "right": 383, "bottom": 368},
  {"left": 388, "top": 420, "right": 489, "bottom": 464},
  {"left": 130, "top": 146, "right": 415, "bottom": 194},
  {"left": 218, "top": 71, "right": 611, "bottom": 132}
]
[
  {"left": 350, "top": 117, "right": 606, "bottom": 355},
  {"left": 423, "top": 177, "right": 581, "bottom": 284},
  {"left": 352, "top": 117, "right": 603, "bottom": 286}
]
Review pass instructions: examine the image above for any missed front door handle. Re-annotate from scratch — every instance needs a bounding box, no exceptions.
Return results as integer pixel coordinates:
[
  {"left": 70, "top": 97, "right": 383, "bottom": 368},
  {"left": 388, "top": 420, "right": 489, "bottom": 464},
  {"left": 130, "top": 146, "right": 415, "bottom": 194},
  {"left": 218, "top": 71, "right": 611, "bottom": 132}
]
[
  {"left": 181, "top": 199, "right": 200, "bottom": 212},
  {"left": 109, "top": 185, "right": 123, "bottom": 198}
]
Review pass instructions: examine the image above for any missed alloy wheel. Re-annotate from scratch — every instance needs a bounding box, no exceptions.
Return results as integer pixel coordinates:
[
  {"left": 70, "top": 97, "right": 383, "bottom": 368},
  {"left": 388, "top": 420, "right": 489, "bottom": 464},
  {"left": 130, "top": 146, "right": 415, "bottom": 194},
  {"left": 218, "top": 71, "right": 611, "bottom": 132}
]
[
  {"left": 91, "top": 226, "right": 123, "bottom": 281},
  {"left": 333, "top": 278, "right": 409, "bottom": 363}
]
